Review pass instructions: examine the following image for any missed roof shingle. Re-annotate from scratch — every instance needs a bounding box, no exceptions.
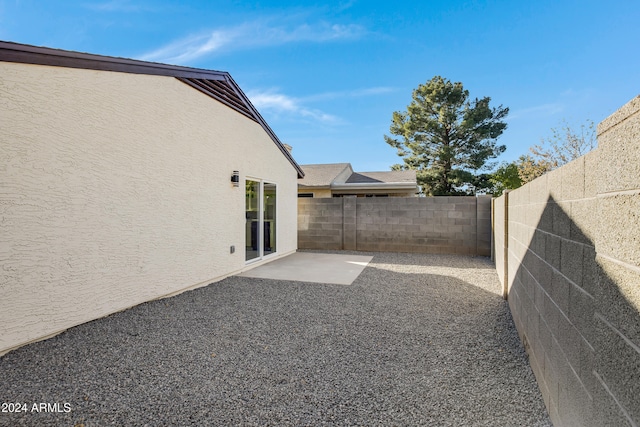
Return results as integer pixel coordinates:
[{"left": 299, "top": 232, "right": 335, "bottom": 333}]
[
  {"left": 298, "top": 163, "right": 351, "bottom": 187},
  {"left": 345, "top": 170, "right": 416, "bottom": 184}
]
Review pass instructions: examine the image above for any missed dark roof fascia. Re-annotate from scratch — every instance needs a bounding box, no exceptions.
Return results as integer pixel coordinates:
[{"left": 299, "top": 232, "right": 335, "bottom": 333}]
[
  {"left": 0, "top": 40, "right": 227, "bottom": 80},
  {"left": 0, "top": 41, "right": 304, "bottom": 178}
]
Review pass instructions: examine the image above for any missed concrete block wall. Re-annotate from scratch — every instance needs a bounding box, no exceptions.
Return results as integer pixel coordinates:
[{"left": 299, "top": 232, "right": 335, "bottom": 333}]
[
  {"left": 492, "top": 195, "right": 508, "bottom": 298},
  {"left": 477, "top": 196, "right": 493, "bottom": 258},
  {"left": 298, "top": 196, "right": 492, "bottom": 256},
  {"left": 298, "top": 198, "right": 344, "bottom": 250},
  {"left": 493, "top": 95, "right": 640, "bottom": 426}
]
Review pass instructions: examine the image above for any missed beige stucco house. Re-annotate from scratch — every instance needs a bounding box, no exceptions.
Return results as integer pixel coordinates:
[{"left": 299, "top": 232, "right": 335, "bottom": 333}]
[
  {"left": 0, "top": 41, "right": 303, "bottom": 355},
  {"left": 298, "top": 163, "right": 419, "bottom": 197}
]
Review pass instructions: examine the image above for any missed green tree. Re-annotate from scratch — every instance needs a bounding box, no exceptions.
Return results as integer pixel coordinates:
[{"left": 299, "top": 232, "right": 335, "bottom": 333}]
[
  {"left": 518, "top": 119, "right": 596, "bottom": 184},
  {"left": 489, "top": 162, "right": 523, "bottom": 196},
  {"left": 516, "top": 154, "right": 554, "bottom": 184},
  {"left": 385, "top": 76, "right": 508, "bottom": 195}
]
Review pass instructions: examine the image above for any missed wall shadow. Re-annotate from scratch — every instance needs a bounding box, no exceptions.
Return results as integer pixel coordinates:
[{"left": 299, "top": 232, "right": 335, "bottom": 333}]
[{"left": 508, "top": 195, "right": 640, "bottom": 426}]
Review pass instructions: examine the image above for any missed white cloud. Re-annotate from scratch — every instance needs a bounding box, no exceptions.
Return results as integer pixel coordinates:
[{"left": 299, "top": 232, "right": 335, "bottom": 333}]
[
  {"left": 247, "top": 90, "right": 339, "bottom": 124},
  {"left": 246, "top": 86, "right": 393, "bottom": 124},
  {"left": 249, "top": 92, "right": 298, "bottom": 112},
  {"left": 138, "top": 19, "right": 366, "bottom": 64},
  {"left": 301, "top": 86, "right": 395, "bottom": 102},
  {"left": 85, "top": 0, "right": 149, "bottom": 12},
  {"left": 140, "top": 31, "right": 232, "bottom": 63},
  {"left": 508, "top": 103, "right": 564, "bottom": 121},
  {"left": 349, "top": 87, "right": 395, "bottom": 96},
  {"left": 336, "top": 0, "right": 358, "bottom": 12}
]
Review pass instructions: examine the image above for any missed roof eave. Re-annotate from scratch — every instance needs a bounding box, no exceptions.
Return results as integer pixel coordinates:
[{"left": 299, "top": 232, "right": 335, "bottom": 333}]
[
  {"left": 331, "top": 182, "right": 419, "bottom": 191},
  {"left": 298, "top": 185, "right": 331, "bottom": 189}
]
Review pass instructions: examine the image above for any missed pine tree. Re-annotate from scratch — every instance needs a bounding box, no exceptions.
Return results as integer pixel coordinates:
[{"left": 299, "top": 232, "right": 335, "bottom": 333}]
[{"left": 385, "top": 76, "right": 508, "bottom": 195}]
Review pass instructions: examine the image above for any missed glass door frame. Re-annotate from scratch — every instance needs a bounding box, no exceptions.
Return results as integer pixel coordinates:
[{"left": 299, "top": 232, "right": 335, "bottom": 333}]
[{"left": 245, "top": 177, "right": 277, "bottom": 264}]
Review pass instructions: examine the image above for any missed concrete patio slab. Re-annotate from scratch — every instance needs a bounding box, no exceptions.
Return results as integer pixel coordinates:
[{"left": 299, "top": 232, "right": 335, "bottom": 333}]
[{"left": 238, "top": 251, "right": 373, "bottom": 285}]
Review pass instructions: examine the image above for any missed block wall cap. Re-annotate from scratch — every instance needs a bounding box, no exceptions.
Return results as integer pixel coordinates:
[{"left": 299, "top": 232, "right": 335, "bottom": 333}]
[{"left": 598, "top": 94, "right": 640, "bottom": 136}]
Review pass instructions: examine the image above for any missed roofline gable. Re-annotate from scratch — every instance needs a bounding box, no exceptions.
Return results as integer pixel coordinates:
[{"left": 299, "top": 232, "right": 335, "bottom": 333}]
[
  {"left": 0, "top": 40, "right": 304, "bottom": 178},
  {"left": 332, "top": 163, "right": 354, "bottom": 184}
]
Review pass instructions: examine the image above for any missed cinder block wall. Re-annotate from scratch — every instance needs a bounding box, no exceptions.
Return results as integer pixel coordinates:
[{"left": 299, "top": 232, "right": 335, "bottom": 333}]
[
  {"left": 492, "top": 195, "right": 508, "bottom": 298},
  {"left": 494, "top": 95, "right": 640, "bottom": 426},
  {"left": 298, "top": 196, "right": 492, "bottom": 256},
  {"left": 298, "top": 198, "right": 344, "bottom": 250},
  {"left": 476, "top": 196, "right": 493, "bottom": 258}
]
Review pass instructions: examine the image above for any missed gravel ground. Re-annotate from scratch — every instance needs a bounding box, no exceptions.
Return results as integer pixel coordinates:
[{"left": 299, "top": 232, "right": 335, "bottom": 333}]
[{"left": 0, "top": 252, "right": 551, "bottom": 426}]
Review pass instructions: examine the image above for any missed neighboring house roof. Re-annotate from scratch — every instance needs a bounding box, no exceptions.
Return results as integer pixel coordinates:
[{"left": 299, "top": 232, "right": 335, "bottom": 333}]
[
  {"left": 298, "top": 163, "right": 352, "bottom": 187},
  {"left": 345, "top": 170, "right": 417, "bottom": 184},
  {"left": 0, "top": 40, "right": 304, "bottom": 178},
  {"left": 298, "top": 163, "right": 418, "bottom": 194}
]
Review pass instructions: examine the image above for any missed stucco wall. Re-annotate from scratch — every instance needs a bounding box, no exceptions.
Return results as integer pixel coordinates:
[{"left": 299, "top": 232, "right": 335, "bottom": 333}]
[
  {"left": 298, "top": 196, "right": 492, "bottom": 255},
  {"left": 0, "top": 62, "right": 298, "bottom": 355},
  {"left": 493, "top": 95, "right": 640, "bottom": 426}
]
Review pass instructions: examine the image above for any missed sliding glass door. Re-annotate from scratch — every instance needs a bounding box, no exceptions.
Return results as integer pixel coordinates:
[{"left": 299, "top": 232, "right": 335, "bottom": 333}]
[
  {"left": 245, "top": 179, "right": 277, "bottom": 262},
  {"left": 245, "top": 180, "right": 260, "bottom": 261},
  {"left": 263, "top": 182, "right": 276, "bottom": 256}
]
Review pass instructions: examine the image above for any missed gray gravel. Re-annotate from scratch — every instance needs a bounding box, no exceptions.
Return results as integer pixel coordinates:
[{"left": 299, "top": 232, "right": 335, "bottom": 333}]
[{"left": 0, "top": 252, "right": 551, "bottom": 426}]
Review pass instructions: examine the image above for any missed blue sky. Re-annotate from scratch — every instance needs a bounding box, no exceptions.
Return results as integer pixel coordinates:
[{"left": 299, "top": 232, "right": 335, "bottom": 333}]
[{"left": 2, "top": 0, "right": 639, "bottom": 172}]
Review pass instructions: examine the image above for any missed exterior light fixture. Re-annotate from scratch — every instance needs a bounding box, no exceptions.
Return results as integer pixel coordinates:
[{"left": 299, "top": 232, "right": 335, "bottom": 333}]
[{"left": 231, "top": 170, "right": 240, "bottom": 187}]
